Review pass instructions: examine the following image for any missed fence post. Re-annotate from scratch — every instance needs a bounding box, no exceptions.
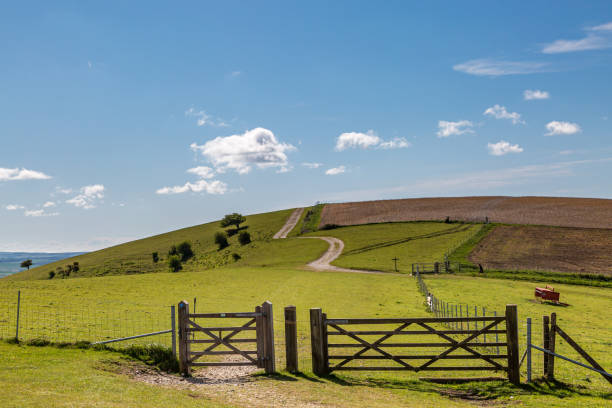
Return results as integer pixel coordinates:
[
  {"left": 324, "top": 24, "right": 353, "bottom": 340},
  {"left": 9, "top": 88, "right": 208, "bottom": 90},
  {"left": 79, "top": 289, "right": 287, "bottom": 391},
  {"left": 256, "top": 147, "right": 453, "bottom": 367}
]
[
  {"left": 255, "top": 305, "right": 264, "bottom": 368},
  {"left": 170, "top": 305, "right": 176, "bottom": 358},
  {"left": 285, "top": 305, "right": 298, "bottom": 373},
  {"left": 547, "top": 313, "right": 556, "bottom": 381},
  {"left": 494, "top": 311, "right": 499, "bottom": 355},
  {"left": 543, "top": 315, "right": 550, "bottom": 377},
  {"left": 178, "top": 300, "right": 190, "bottom": 376},
  {"left": 526, "top": 317, "right": 532, "bottom": 383},
  {"left": 482, "top": 307, "right": 487, "bottom": 343},
  {"left": 434, "top": 262, "right": 439, "bottom": 274},
  {"left": 262, "top": 301, "right": 275, "bottom": 374},
  {"left": 15, "top": 290, "right": 21, "bottom": 341},
  {"left": 310, "top": 308, "right": 326, "bottom": 376},
  {"left": 505, "top": 304, "right": 520, "bottom": 385}
]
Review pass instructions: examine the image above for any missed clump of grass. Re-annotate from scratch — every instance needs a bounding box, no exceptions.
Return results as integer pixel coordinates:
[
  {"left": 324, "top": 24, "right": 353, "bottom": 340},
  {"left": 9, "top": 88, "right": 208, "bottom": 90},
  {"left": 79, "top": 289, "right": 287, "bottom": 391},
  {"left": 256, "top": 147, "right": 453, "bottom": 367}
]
[
  {"left": 300, "top": 204, "right": 325, "bottom": 234},
  {"left": 119, "top": 344, "right": 179, "bottom": 372}
]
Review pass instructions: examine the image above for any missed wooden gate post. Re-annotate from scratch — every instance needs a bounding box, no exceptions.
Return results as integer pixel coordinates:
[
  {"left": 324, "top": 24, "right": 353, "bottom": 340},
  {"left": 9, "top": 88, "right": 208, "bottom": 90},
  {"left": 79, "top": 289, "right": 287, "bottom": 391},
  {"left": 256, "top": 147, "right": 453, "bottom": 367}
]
[
  {"left": 262, "top": 301, "right": 276, "bottom": 374},
  {"left": 178, "top": 300, "right": 191, "bottom": 376},
  {"left": 255, "top": 305, "right": 265, "bottom": 368},
  {"left": 543, "top": 315, "right": 550, "bottom": 377},
  {"left": 547, "top": 313, "right": 556, "bottom": 381},
  {"left": 285, "top": 306, "right": 298, "bottom": 373},
  {"left": 310, "top": 308, "right": 327, "bottom": 376},
  {"left": 505, "top": 304, "right": 520, "bottom": 385}
]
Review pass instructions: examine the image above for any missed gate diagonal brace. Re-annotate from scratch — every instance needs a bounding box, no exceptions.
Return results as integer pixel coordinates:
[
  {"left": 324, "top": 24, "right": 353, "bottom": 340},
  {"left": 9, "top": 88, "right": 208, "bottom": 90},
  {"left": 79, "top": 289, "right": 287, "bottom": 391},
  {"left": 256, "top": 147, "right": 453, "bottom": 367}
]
[
  {"left": 187, "top": 318, "right": 257, "bottom": 364},
  {"left": 417, "top": 319, "right": 504, "bottom": 371},
  {"left": 329, "top": 322, "right": 415, "bottom": 370}
]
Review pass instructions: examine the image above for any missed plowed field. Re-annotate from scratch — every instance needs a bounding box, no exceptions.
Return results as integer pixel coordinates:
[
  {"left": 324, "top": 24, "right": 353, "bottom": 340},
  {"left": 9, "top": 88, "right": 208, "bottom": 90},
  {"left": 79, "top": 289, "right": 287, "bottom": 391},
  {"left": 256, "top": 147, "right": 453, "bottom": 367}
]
[
  {"left": 320, "top": 196, "right": 612, "bottom": 229},
  {"left": 468, "top": 225, "right": 612, "bottom": 276}
]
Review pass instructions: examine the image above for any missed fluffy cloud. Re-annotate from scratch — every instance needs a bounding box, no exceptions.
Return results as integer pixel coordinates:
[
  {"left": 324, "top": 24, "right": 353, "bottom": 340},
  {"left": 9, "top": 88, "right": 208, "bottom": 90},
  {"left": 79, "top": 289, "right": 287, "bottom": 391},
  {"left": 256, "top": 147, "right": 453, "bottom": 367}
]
[
  {"left": 24, "top": 209, "right": 59, "bottom": 217},
  {"left": 185, "top": 108, "right": 229, "bottom": 127},
  {"left": 543, "top": 22, "right": 612, "bottom": 53},
  {"left": 42, "top": 201, "right": 56, "bottom": 208},
  {"left": 66, "top": 184, "right": 105, "bottom": 209},
  {"left": 0, "top": 167, "right": 51, "bottom": 181},
  {"left": 156, "top": 166, "right": 227, "bottom": 195},
  {"left": 483, "top": 105, "right": 524, "bottom": 125},
  {"left": 302, "top": 162, "right": 323, "bottom": 169},
  {"left": 545, "top": 121, "right": 581, "bottom": 136},
  {"left": 453, "top": 59, "right": 548, "bottom": 76},
  {"left": 487, "top": 141, "right": 524, "bottom": 156},
  {"left": 190, "top": 128, "right": 296, "bottom": 174},
  {"left": 437, "top": 120, "right": 474, "bottom": 138},
  {"left": 335, "top": 131, "right": 410, "bottom": 151},
  {"left": 325, "top": 166, "right": 346, "bottom": 175},
  {"left": 5, "top": 204, "right": 24, "bottom": 210},
  {"left": 592, "top": 22, "right": 612, "bottom": 32},
  {"left": 524, "top": 90, "right": 550, "bottom": 100}
]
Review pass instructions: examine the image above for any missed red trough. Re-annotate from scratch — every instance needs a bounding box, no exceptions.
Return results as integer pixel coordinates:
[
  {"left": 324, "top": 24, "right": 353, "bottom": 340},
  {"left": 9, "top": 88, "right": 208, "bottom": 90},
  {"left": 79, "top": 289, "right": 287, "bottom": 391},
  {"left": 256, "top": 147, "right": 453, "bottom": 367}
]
[{"left": 535, "top": 285, "right": 560, "bottom": 302}]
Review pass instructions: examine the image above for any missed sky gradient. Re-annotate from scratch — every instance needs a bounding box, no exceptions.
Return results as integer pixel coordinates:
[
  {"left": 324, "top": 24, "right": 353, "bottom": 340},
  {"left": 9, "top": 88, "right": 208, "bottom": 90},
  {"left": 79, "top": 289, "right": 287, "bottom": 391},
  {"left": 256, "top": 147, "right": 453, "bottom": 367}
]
[{"left": 1, "top": 1, "right": 611, "bottom": 251}]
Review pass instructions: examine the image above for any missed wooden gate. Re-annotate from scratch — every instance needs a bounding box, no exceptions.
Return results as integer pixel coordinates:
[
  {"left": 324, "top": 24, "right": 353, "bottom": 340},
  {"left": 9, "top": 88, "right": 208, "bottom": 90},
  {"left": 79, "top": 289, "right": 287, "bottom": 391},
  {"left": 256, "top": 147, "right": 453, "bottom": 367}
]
[
  {"left": 311, "top": 304, "right": 520, "bottom": 384},
  {"left": 178, "top": 300, "right": 275, "bottom": 375}
]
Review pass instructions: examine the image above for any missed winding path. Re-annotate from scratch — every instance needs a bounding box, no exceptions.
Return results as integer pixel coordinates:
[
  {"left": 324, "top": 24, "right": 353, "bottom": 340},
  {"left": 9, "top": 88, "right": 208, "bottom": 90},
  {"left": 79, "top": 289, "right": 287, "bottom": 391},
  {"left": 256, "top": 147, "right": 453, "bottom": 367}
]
[{"left": 273, "top": 208, "right": 384, "bottom": 274}]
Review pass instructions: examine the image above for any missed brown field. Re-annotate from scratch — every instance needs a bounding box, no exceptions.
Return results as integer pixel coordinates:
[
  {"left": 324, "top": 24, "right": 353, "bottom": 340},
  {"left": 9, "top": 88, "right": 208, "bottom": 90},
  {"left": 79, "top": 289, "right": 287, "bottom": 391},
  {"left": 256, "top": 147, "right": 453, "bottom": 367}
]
[
  {"left": 468, "top": 225, "right": 612, "bottom": 275},
  {"left": 319, "top": 196, "right": 612, "bottom": 229}
]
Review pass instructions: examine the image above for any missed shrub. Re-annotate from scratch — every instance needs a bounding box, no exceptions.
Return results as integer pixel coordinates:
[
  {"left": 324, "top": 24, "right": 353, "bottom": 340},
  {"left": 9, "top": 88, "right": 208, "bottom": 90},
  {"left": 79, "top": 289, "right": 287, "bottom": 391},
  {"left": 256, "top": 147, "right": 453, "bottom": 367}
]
[
  {"left": 177, "top": 241, "right": 194, "bottom": 262},
  {"left": 232, "top": 253, "right": 241, "bottom": 261},
  {"left": 238, "top": 231, "right": 251, "bottom": 245},
  {"left": 220, "top": 213, "right": 246, "bottom": 231},
  {"left": 214, "top": 231, "right": 229, "bottom": 250},
  {"left": 48, "top": 271, "right": 55, "bottom": 279},
  {"left": 167, "top": 255, "right": 182, "bottom": 272},
  {"left": 72, "top": 262, "right": 79, "bottom": 272},
  {"left": 151, "top": 252, "right": 159, "bottom": 263},
  {"left": 320, "top": 223, "right": 340, "bottom": 230},
  {"left": 168, "top": 245, "right": 178, "bottom": 256}
]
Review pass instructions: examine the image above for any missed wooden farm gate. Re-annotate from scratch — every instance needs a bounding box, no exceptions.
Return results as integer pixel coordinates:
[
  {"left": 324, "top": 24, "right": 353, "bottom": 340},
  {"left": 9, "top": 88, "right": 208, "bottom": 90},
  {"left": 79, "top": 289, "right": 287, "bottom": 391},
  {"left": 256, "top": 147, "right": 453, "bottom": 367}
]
[
  {"left": 178, "top": 300, "right": 275, "bottom": 375},
  {"left": 310, "top": 304, "right": 520, "bottom": 384}
]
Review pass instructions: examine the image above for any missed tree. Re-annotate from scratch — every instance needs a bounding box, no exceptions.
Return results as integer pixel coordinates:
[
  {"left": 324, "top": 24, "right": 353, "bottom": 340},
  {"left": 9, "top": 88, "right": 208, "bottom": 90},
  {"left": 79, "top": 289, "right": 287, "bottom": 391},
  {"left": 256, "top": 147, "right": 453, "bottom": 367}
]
[
  {"left": 214, "top": 231, "right": 229, "bottom": 250},
  {"left": 20, "top": 259, "right": 33, "bottom": 270},
  {"left": 238, "top": 231, "right": 251, "bottom": 245},
  {"left": 72, "top": 262, "right": 79, "bottom": 272},
  {"left": 168, "top": 245, "right": 178, "bottom": 256},
  {"left": 177, "top": 241, "right": 194, "bottom": 262},
  {"left": 48, "top": 271, "right": 55, "bottom": 279},
  {"left": 152, "top": 252, "right": 159, "bottom": 263},
  {"left": 168, "top": 255, "right": 182, "bottom": 272},
  {"left": 220, "top": 213, "right": 246, "bottom": 232}
]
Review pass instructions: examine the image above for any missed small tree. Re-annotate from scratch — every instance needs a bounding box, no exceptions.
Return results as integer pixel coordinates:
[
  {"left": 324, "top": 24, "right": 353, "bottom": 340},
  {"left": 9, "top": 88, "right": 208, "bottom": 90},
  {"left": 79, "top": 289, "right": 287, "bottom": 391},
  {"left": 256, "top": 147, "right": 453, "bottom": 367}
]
[
  {"left": 177, "top": 241, "right": 194, "bottom": 262},
  {"left": 214, "top": 231, "right": 229, "bottom": 250},
  {"left": 168, "top": 255, "right": 182, "bottom": 272},
  {"left": 48, "top": 271, "right": 55, "bottom": 279},
  {"left": 168, "top": 245, "right": 178, "bottom": 256},
  {"left": 238, "top": 231, "right": 251, "bottom": 245},
  {"left": 20, "top": 259, "right": 33, "bottom": 270},
  {"left": 232, "top": 253, "right": 241, "bottom": 261},
  {"left": 220, "top": 213, "right": 246, "bottom": 232},
  {"left": 72, "top": 261, "right": 79, "bottom": 272},
  {"left": 152, "top": 252, "right": 159, "bottom": 263}
]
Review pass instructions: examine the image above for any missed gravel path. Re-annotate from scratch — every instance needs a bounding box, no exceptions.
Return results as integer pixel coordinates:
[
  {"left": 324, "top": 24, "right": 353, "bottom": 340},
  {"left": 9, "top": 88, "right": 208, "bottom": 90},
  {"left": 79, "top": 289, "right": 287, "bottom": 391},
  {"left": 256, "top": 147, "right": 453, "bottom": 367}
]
[
  {"left": 300, "top": 236, "right": 385, "bottom": 274},
  {"left": 273, "top": 208, "right": 304, "bottom": 239}
]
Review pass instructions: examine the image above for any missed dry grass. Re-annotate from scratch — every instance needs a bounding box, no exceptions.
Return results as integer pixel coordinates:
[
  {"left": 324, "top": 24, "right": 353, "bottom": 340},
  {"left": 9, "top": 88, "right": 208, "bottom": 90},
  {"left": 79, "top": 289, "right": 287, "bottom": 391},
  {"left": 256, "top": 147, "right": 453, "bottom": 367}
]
[
  {"left": 320, "top": 196, "right": 612, "bottom": 229},
  {"left": 468, "top": 225, "right": 612, "bottom": 276}
]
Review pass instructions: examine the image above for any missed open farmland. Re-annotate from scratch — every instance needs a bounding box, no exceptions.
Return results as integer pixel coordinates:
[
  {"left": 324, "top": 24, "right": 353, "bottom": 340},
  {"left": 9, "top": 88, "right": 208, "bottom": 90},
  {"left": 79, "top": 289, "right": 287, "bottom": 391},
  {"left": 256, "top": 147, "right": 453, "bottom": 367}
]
[
  {"left": 320, "top": 196, "right": 612, "bottom": 229},
  {"left": 468, "top": 225, "right": 612, "bottom": 276}
]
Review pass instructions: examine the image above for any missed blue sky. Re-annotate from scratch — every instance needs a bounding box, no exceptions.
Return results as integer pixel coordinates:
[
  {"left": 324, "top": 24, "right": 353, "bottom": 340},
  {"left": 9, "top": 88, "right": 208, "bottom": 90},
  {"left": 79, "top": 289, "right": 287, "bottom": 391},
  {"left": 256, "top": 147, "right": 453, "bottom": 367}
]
[{"left": 1, "top": 1, "right": 611, "bottom": 252}]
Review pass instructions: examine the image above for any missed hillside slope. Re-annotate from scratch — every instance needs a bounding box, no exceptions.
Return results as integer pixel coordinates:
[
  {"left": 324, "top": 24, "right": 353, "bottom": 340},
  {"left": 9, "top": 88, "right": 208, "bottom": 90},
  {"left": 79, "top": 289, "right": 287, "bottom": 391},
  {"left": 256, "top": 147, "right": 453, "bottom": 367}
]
[
  {"left": 320, "top": 196, "right": 612, "bottom": 229},
  {"left": 7, "top": 209, "right": 327, "bottom": 281}
]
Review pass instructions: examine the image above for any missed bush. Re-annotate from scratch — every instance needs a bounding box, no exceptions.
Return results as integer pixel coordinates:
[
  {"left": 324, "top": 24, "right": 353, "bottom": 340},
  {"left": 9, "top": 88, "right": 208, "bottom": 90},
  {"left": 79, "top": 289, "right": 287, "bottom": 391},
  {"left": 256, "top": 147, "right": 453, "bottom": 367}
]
[
  {"left": 72, "top": 262, "right": 79, "bottom": 272},
  {"left": 232, "top": 253, "right": 241, "bottom": 261},
  {"left": 167, "top": 255, "right": 182, "bottom": 272},
  {"left": 152, "top": 252, "right": 159, "bottom": 263},
  {"left": 214, "top": 231, "right": 229, "bottom": 250},
  {"left": 177, "top": 241, "right": 194, "bottom": 262},
  {"left": 220, "top": 213, "right": 246, "bottom": 231},
  {"left": 238, "top": 231, "right": 251, "bottom": 245},
  {"left": 48, "top": 271, "right": 55, "bottom": 279},
  {"left": 168, "top": 245, "right": 178, "bottom": 256},
  {"left": 320, "top": 223, "right": 340, "bottom": 230}
]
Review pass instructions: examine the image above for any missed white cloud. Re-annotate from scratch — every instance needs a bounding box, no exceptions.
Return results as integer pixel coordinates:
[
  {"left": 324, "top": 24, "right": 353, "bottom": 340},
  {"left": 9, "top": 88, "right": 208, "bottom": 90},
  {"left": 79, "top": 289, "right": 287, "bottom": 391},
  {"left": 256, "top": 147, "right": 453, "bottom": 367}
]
[
  {"left": 190, "top": 127, "right": 296, "bottom": 174},
  {"left": 545, "top": 121, "right": 581, "bottom": 136},
  {"left": 56, "top": 187, "right": 73, "bottom": 194},
  {"left": 42, "top": 201, "right": 56, "bottom": 208},
  {"left": 66, "top": 184, "right": 105, "bottom": 209},
  {"left": 325, "top": 166, "right": 346, "bottom": 175},
  {"left": 5, "top": 204, "right": 24, "bottom": 210},
  {"left": 542, "top": 34, "right": 610, "bottom": 54},
  {"left": 24, "top": 209, "right": 59, "bottom": 217},
  {"left": 185, "top": 107, "right": 229, "bottom": 127},
  {"left": 437, "top": 120, "right": 474, "bottom": 138},
  {"left": 302, "top": 162, "right": 323, "bottom": 169},
  {"left": 487, "top": 141, "right": 524, "bottom": 156},
  {"left": 378, "top": 137, "right": 412, "bottom": 149},
  {"left": 453, "top": 59, "right": 549, "bottom": 76},
  {"left": 0, "top": 167, "right": 51, "bottom": 181},
  {"left": 591, "top": 22, "right": 612, "bottom": 32},
  {"left": 156, "top": 166, "right": 228, "bottom": 195},
  {"left": 483, "top": 105, "right": 524, "bottom": 125},
  {"left": 230, "top": 71, "right": 242, "bottom": 77},
  {"left": 524, "top": 89, "right": 550, "bottom": 100}
]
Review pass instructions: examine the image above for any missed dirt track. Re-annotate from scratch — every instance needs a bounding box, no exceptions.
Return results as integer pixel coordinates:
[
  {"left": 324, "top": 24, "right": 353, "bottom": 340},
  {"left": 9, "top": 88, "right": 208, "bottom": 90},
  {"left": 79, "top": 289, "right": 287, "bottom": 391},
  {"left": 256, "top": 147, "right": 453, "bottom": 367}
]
[
  {"left": 320, "top": 196, "right": 612, "bottom": 229},
  {"left": 300, "top": 236, "right": 384, "bottom": 274},
  {"left": 273, "top": 208, "right": 304, "bottom": 239}
]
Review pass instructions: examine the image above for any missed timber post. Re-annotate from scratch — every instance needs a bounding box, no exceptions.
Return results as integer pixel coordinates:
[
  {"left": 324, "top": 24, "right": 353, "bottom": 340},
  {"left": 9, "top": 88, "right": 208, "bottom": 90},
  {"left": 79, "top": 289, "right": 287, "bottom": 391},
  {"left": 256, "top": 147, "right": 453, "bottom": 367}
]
[
  {"left": 543, "top": 315, "right": 550, "bottom": 377},
  {"left": 547, "top": 312, "right": 556, "bottom": 381},
  {"left": 262, "top": 301, "right": 276, "bottom": 374},
  {"left": 255, "top": 305, "right": 265, "bottom": 368},
  {"left": 285, "top": 305, "right": 298, "bottom": 373},
  {"left": 505, "top": 304, "right": 520, "bottom": 385},
  {"left": 310, "top": 308, "right": 326, "bottom": 376},
  {"left": 178, "top": 300, "right": 191, "bottom": 376}
]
